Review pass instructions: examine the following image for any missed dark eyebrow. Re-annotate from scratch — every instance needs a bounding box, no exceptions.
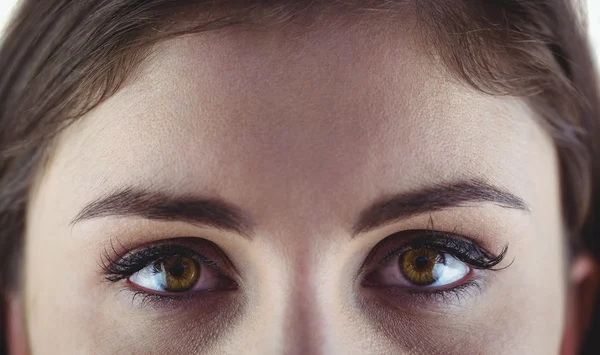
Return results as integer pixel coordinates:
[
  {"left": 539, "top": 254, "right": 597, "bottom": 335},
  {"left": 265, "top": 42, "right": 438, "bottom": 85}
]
[
  {"left": 71, "top": 188, "right": 253, "bottom": 238},
  {"left": 351, "top": 178, "right": 529, "bottom": 236}
]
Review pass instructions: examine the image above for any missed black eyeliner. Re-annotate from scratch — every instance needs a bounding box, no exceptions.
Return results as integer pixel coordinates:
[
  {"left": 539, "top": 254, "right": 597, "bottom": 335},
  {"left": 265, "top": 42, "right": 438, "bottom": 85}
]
[
  {"left": 379, "top": 232, "right": 508, "bottom": 270},
  {"left": 101, "top": 244, "right": 215, "bottom": 282}
]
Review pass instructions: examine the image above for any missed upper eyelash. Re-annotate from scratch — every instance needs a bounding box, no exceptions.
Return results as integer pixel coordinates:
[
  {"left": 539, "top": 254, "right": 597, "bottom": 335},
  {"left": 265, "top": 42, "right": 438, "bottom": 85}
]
[
  {"left": 101, "top": 244, "right": 216, "bottom": 282},
  {"left": 380, "top": 233, "right": 509, "bottom": 270}
]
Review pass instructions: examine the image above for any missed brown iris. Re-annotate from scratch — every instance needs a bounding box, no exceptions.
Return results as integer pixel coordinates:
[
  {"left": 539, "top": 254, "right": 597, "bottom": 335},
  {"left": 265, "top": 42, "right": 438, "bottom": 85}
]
[
  {"left": 399, "top": 248, "right": 443, "bottom": 286},
  {"left": 156, "top": 256, "right": 200, "bottom": 292}
]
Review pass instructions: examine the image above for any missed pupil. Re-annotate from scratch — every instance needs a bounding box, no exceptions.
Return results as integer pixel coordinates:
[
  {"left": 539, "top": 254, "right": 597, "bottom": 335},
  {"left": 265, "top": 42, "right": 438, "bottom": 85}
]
[
  {"left": 169, "top": 263, "right": 185, "bottom": 278},
  {"left": 414, "top": 256, "right": 430, "bottom": 269}
]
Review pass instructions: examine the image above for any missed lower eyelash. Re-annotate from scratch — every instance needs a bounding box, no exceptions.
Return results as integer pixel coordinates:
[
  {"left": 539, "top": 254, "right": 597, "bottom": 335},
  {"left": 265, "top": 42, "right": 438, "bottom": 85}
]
[
  {"left": 115, "top": 283, "right": 231, "bottom": 309},
  {"left": 127, "top": 289, "right": 188, "bottom": 307},
  {"left": 406, "top": 279, "right": 484, "bottom": 304}
]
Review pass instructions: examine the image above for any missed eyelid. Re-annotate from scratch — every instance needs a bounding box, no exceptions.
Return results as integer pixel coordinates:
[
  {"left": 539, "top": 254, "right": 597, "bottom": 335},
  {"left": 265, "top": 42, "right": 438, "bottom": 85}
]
[
  {"left": 367, "top": 249, "right": 472, "bottom": 289},
  {"left": 101, "top": 237, "right": 239, "bottom": 282},
  {"left": 383, "top": 236, "right": 505, "bottom": 268},
  {"left": 359, "top": 229, "right": 508, "bottom": 277}
]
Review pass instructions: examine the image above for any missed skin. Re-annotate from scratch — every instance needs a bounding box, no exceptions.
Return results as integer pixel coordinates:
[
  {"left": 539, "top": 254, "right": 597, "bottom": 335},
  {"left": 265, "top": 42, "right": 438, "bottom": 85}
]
[{"left": 13, "top": 17, "right": 594, "bottom": 354}]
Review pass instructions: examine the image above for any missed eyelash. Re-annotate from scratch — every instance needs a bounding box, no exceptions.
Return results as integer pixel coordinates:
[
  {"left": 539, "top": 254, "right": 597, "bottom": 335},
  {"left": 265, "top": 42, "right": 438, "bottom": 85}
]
[
  {"left": 101, "top": 244, "right": 217, "bottom": 283},
  {"left": 379, "top": 233, "right": 508, "bottom": 270},
  {"left": 101, "top": 230, "right": 509, "bottom": 305},
  {"left": 101, "top": 242, "right": 238, "bottom": 307},
  {"left": 362, "top": 229, "right": 510, "bottom": 301}
]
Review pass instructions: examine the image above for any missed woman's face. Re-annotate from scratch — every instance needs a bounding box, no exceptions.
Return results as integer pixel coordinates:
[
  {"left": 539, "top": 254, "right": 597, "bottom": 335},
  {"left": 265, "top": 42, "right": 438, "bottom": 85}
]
[{"left": 23, "top": 20, "right": 568, "bottom": 354}]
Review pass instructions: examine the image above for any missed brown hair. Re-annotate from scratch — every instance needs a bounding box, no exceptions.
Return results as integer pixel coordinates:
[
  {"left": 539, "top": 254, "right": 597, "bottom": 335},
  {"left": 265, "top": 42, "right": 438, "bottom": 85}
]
[{"left": 1, "top": 0, "right": 599, "bottom": 352}]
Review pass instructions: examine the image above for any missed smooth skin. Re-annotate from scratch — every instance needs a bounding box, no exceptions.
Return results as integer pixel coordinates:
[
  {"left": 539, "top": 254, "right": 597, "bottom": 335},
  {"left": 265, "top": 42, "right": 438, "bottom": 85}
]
[{"left": 10, "top": 17, "right": 597, "bottom": 354}]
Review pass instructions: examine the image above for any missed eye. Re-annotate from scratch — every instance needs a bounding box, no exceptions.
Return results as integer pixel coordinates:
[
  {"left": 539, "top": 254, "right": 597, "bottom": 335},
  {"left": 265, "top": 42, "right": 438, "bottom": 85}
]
[
  {"left": 370, "top": 248, "right": 470, "bottom": 288},
  {"left": 362, "top": 230, "right": 507, "bottom": 291},
  {"left": 130, "top": 255, "right": 207, "bottom": 293},
  {"left": 102, "top": 239, "right": 238, "bottom": 296}
]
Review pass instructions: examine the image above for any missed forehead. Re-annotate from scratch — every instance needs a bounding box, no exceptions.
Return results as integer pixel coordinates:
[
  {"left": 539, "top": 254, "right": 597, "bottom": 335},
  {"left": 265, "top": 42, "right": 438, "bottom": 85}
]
[{"left": 46, "top": 22, "right": 554, "bottom": 230}]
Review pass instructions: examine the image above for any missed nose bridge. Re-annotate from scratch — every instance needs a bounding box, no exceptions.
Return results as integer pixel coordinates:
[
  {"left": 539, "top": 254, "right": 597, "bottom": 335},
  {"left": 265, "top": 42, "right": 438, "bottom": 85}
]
[{"left": 278, "top": 245, "right": 327, "bottom": 355}]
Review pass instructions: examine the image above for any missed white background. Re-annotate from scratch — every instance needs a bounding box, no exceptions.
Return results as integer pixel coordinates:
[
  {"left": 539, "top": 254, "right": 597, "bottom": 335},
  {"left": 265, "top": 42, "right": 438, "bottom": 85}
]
[{"left": 1, "top": 0, "right": 600, "bottom": 65}]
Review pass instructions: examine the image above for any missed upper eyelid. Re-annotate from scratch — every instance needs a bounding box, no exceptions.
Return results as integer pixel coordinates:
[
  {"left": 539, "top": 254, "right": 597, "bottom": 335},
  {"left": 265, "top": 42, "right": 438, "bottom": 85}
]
[
  {"left": 103, "top": 250, "right": 218, "bottom": 285},
  {"left": 104, "top": 245, "right": 199, "bottom": 270},
  {"left": 362, "top": 230, "right": 507, "bottom": 272},
  {"left": 130, "top": 249, "right": 214, "bottom": 269},
  {"left": 409, "top": 234, "right": 509, "bottom": 268},
  {"left": 101, "top": 238, "right": 237, "bottom": 280},
  {"left": 381, "top": 238, "right": 492, "bottom": 264},
  {"left": 376, "top": 236, "right": 477, "bottom": 264}
]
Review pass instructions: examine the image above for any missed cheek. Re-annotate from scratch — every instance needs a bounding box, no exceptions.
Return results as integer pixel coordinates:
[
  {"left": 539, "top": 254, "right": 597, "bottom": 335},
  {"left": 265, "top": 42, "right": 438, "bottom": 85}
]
[
  {"left": 23, "top": 229, "right": 104, "bottom": 352},
  {"left": 332, "top": 228, "right": 567, "bottom": 354},
  {"left": 23, "top": 228, "right": 247, "bottom": 354},
  {"left": 500, "top": 219, "right": 567, "bottom": 352},
  {"left": 502, "top": 157, "right": 567, "bottom": 351},
  {"left": 22, "top": 185, "right": 132, "bottom": 352}
]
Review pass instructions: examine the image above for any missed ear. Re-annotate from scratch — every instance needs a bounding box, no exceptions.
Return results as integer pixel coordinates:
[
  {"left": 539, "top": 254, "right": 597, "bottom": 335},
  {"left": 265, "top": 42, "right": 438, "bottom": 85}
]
[
  {"left": 561, "top": 253, "right": 599, "bottom": 355},
  {"left": 4, "top": 293, "right": 29, "bottom": 355}
]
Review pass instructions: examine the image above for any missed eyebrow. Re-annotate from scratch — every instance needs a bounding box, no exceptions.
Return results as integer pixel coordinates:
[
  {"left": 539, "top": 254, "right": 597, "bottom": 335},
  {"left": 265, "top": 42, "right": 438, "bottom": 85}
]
[
  {"left": 351, "top": 178, "right": 529, "bottom": 236},
  {"left": 72, "top": 179, "right": 527, "bottom": 240},
  {"left": 71, "top": 188, "right": 253, "bottom": 238}
]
